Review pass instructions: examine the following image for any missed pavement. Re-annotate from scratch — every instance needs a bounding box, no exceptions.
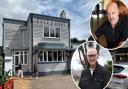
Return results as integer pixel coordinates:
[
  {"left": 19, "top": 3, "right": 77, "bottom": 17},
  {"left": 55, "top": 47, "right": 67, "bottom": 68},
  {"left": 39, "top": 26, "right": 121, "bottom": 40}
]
[
  {"left": 14, "top": 74, "right": 78, "bottom": 89},
  {"left": 14, "top": 78, "right": 31, "bottom": 89}
]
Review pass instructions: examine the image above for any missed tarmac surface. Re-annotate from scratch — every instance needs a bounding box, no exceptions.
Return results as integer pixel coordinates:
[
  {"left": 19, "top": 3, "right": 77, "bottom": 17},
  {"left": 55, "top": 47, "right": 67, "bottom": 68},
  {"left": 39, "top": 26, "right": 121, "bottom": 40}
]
[
  {"left": 14, "top": 75, "right": 78, "bottom": 89},
  {"left": 14, "top": 78, "right": 31, "bottom": 89}
]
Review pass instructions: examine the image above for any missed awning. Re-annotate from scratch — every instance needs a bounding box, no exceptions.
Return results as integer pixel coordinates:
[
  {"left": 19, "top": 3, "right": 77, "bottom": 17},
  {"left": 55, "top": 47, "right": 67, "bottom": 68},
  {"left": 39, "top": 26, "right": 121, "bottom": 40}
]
[{"left": 38, "top": 43, "right": 66, "bottom": 50}]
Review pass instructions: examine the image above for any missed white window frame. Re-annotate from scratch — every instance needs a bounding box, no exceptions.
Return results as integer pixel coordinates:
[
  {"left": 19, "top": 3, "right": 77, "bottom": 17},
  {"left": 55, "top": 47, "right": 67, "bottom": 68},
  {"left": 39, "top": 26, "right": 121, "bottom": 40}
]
[
  {"left": 43, "top": 26, "right": 61, "bottom": 39},
  {"left": 13, "top": 51, "right": 28, "bottom": 65},
  {"left": 38, "top": 50, "right": 64, "bottom": 62}
]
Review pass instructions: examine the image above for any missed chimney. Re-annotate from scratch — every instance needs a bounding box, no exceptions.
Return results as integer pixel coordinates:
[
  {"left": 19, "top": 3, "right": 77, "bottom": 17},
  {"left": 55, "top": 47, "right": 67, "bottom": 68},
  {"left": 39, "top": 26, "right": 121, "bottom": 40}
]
[{"left": 60, "top": 10, "right": 66, "bottom": 18}]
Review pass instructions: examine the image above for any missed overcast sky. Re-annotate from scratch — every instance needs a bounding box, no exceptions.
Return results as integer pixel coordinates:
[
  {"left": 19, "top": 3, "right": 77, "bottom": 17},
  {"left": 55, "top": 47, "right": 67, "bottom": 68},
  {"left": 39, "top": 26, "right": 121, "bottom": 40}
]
[{"left": 0, "top": 0, "right": 128, "bottom": 46}]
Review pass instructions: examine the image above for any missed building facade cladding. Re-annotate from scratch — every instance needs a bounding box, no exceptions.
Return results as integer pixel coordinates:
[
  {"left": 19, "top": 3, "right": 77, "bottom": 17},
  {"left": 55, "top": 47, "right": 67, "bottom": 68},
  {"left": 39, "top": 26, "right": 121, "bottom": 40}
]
[
  {"left": 3, "top": 18, "right": 30, "bottom": 73},
  {"left": 3, "top": 13, "right": 71, "bottom": 76},
  {"left": 30, "top": 13, "right": 70, "bottom": 75}
]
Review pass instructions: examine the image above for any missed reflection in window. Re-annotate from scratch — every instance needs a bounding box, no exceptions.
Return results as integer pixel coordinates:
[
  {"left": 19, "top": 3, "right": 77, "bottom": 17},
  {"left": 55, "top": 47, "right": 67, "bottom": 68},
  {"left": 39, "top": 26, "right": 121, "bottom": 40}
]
[
  {"left": 44, "top": 51, "right": 47, "bottom": 61},
  {"left": 56, "top": 28, "right": 60, "bottom": 38},
  {"left": 48, "top": 51, "right": 52, "bottom": 61},
  {"left": 44, "top": 27, "right": 49, "bottom": 37},
  {"left": 13, "top": 51, "right": 28, "bottom": 65},
  {"left": 58, "top": 51, "right": 62, "bottom": 61},
  {"left": 39, "top": 51, "right": 64, "bottom": 62},
  {"left": 50, "top": 27, "right": 55, "bottom": 37},
  {"left": 15, "top": 56, "right": 19, "bottom": 66},
  {"left": 43, "top": 27, "right": 60, "bottom": 38},
  {"left": 20, "top": 55, "right": 23, "bottom": 64},
  {"left": 53, "top": 51, "right": 57, "bottom": 61},
  {"left": 24, "top": 55, "right": 27, "bottom": 64}
]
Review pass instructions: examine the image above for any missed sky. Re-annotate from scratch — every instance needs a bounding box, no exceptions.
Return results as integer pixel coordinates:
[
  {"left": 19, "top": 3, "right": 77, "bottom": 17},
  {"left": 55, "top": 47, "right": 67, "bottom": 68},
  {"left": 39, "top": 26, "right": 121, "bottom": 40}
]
[{"left": 0, "top": 0, "right": 128, "bottom": 46}]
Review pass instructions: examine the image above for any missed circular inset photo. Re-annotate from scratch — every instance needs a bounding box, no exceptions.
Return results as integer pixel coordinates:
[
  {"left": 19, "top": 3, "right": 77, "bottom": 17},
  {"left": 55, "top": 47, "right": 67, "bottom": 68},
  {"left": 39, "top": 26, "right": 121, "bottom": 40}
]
[
  {"left": 90, "top": 0, "right": 128, "bottom": 50},
  {"left": 71, "top": 41, "right": 112, "bottom": 89}
]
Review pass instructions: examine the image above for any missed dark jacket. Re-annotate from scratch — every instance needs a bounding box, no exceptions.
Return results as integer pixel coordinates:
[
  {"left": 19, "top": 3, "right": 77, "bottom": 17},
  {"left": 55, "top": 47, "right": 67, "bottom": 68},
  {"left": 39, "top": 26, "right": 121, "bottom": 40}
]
[
  {"left": 95, "top": 16, "right": 128, "bottom": 48},
  {"left": 18, "top": 64, "right": 22, "bottom": 70},
  {"left": 78, "top": 62, "right": 111, "bottom": 89}
]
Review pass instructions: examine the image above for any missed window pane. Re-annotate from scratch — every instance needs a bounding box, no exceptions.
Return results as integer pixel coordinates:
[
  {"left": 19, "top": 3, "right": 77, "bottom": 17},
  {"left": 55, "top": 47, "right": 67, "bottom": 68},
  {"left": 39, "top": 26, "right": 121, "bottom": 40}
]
[
  {"left": 48, "top": 51, "right": 52, "bottom": 61},
  {"left": 44, "top": 27, "right": 49, "bottom": 37},
  {"left": 24, "top": 55, "right": 27, "bottom": 64},
  {"left": 15, "top": 52, "right": 19, "bottom": 55},
  {"left": 62, "top": 51, "right": 64, "bottom": 61},
  {"left": 20, "top": 55, "right": 23, "bottom": 64},
  {"left": 58, "top": 51, "right": 62, "bottom": 61},
  {"left": 21, "top": 51, "right": 23, "bottom": 54},
  {"left": 50, "top": 27, "right": 55, "bottom": 37},
  {"left": 56, "top": 28, "right": 60, "bottom": 38},
  {"left": 39, "top": 51, "right": 43, "bottom": 62},
  {"left": 39, "top": 55, "right": 43, "bottom": 62},
  {"left": 24, "top": 51, "right": 27, "bottom": 54},
  {"left": 44, "top": 51, "right": 47, "bottom": 61},
  {"left": 15, "top": 56, "right": 19, "bottom": 66},
  {"left": 39, "top": 51, "right": 42, "bottom": 54},
  {"left": 53, "top": 51, "right": 57, "bottom": 61}
]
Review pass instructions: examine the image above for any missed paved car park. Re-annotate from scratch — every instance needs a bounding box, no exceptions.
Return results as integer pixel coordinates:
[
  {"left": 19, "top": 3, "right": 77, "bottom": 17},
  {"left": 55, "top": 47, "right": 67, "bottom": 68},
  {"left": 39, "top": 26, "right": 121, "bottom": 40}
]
[
  {"left": 14, "top": 78, "right": 31, "bottom": 89},
  {"left": 31, "top": 75, "right": 78, "bottom": 89},
  {"left": 14, "top": 75, "right": 78, "bottom": 89}
]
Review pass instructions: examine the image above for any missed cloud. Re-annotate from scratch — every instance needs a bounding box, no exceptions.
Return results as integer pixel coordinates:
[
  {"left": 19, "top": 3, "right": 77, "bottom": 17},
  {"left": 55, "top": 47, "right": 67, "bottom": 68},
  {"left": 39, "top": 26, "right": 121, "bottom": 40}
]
[
  {"left": 0, "top": 0, "right": 42, "bottom": 45},
  {"left": 1, "top": 0, "right": 120, "bottom": 45}
]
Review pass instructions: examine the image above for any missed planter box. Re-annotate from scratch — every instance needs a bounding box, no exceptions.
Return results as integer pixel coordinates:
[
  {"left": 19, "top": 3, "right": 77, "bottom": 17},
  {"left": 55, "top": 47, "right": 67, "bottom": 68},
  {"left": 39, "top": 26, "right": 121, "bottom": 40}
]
[{"left": 0, "top": 79, "right": 13, "bottom": 89}]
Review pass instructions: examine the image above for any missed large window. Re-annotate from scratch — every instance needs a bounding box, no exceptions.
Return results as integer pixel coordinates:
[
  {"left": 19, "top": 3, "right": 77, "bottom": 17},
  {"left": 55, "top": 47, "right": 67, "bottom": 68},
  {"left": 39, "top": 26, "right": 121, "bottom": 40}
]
[
  {"left": 39, "top": 50, "right": 65, "bottom": 62},
  {"left": 50, "top": 27, "right": 55, "bottom": 37},
  {"left": 56, "top": 28, "right": 60, "bottom": 38},
  {"left": 44, "top": 27, "right": 60, "bottom": 38},
  {"left": 13, "top": 51, "right": 28, "bottom": 65},
  {"left": 44, "top": 27, "right": 49, "bottom": 37}
]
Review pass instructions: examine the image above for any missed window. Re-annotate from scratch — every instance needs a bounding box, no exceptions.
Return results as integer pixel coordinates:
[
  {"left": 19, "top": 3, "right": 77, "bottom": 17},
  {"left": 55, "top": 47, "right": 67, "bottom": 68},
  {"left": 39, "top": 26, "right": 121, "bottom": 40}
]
[
  {"left": 44, "top": 27, "right": 60, "bottom": 38},
  {"left": 39, "top": 50, "right": 64, "bottom": 62},
  {"left": 56, "top": 28, "right": 60, "bottom": 38},
  {"left": 44, "top": 51, "right": 47, "bottom": 61},
  {"left": 50, "top": 27, "right": 55, "bottom": 37},
  {"left": 15, "top": 56, "right": 19, "bottom": 66},
  {"left": 44, "top": 27, "right": 49, "bottom": 37},
  {"left": 58, "top": 51, "right": 62, "bottom": 61},
  {"left": 39, "top": 51, "right": 43, "bottom": 62},
  {"left": 48, "top": 51, "right": 52, "bottom": 61},
  {"left": 13, "top": 51, "right": 28, "bottom": 65},
  {"left": 53, "top": 51, "right": 57, "bottom": 61}
]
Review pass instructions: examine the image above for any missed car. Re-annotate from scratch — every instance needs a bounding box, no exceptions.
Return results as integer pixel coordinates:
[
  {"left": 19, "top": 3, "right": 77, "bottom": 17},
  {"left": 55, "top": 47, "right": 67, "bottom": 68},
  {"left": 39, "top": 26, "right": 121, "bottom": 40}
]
[{"left": 108, "top": 64, "right": 128, "bottom": 89}]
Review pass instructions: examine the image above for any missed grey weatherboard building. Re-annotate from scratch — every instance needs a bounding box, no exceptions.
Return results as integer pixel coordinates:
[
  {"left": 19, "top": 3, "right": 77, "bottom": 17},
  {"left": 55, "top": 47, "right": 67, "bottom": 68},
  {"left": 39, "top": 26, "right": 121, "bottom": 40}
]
[{"left": 3, "top": 10, "right": 71, "bottom": 76}]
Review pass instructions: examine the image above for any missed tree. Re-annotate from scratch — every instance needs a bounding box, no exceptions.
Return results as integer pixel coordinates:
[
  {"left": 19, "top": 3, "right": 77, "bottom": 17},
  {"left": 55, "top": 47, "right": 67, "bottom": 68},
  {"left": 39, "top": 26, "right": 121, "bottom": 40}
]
[
  {"left": 71, "top": 38, "right": 86, "bottom": 43},
  {"left": 71, "top": 38, "right": 79, "bottom": 43}
]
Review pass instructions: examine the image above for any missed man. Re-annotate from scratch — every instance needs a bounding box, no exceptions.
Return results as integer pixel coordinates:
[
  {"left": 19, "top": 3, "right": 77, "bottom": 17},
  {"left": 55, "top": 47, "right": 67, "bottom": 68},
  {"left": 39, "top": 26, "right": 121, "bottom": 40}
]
[
  {"left": 17, "top": 63, "right": 24, "bottom": 79},
  {"left": 94, "top": 1, "right": 128, "bottom": 49},
  {"left": 78, "top": 48, "right": 111, "bottom": 89}
]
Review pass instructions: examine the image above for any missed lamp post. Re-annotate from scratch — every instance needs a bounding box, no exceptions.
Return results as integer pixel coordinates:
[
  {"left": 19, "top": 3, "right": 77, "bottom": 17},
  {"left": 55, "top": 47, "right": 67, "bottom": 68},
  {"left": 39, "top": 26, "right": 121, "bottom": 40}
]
[{"left": 32, "top": 45, "right": 38, "bottom": 75}]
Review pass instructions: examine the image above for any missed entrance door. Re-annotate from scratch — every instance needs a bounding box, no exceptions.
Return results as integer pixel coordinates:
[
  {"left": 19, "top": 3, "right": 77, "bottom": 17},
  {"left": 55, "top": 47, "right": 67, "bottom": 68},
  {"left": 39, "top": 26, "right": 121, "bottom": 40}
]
[
  {"left": 13, "top": 51, "right": 20, "bottom": 74},
  {"left": 13, "top": 51, "right": 28, "bottom": 75}
]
